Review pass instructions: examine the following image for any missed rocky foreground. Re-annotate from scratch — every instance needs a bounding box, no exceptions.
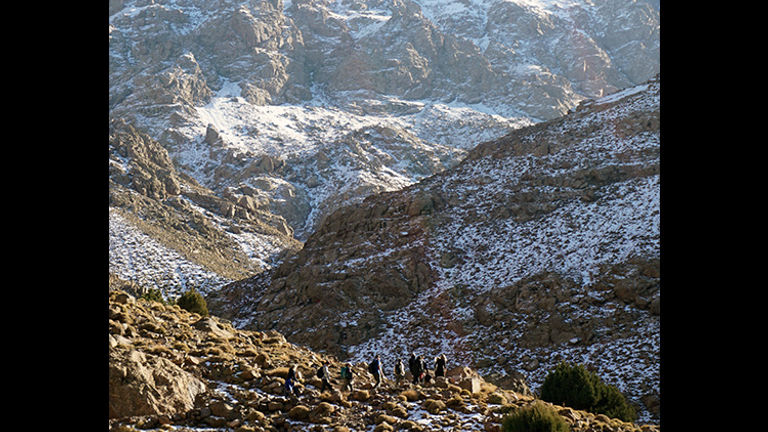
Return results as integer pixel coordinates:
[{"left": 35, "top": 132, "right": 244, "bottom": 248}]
[{"left": 108, "top": 289, "right": 659, "bottom": 431}]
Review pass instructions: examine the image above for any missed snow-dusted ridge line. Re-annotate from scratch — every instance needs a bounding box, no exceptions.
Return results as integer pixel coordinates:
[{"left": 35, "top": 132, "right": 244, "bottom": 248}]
[{"left": 109, "top": 0, "right": 658, "bottom": 278}]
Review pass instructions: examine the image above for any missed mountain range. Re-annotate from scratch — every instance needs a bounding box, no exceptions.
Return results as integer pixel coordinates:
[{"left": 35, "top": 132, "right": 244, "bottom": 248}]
[
  {"left": 109, "top": 0, "right": 659, "bottom": 293},
  {"left": 109, "top": 0, "right": 661, "bottom": 426}
]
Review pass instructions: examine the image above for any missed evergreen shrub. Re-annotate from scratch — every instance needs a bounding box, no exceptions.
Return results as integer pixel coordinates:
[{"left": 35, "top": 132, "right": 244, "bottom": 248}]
[
  {"left": 176, "top": 288, "right": 208, "bottom": 316},
  {"left": 540, "top": 362, "right": 636, "bottom": 423},
  {"left": 140, "top": 288, "right": 165, "bottom": 304},
  {"left": 502, "top": 401, "right": 570, "bottom": 432}
]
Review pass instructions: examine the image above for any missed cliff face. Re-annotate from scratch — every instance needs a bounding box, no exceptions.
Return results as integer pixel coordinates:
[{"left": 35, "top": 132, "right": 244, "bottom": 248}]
[{"left": 211, "top": 77, "right": 660, "bottom": 423}]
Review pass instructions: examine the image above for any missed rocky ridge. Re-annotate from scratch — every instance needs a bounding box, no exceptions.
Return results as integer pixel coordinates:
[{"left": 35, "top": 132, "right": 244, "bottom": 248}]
[
  {"left": 209, "top": 77, "right": 660, "bottom": 423},
  {"left": 108, "top": 289, "right": 660, "bottom": 432}
]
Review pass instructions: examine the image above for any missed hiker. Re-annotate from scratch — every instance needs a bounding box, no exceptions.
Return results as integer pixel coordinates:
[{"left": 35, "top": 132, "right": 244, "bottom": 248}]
[
  {"left": 318, "top": 361, "right": 332, "bottom": 392},
  {"left": 369, "top": 355, "right": 384, "bottom": 388},
  {"left": 408, "top": 352, "right": 420, "bottom": 385},
  {"left": 394, "top": 358, "right": 406, "bottom": 385},
  {"left": 435, "top": 354, "right": 447, "bottom": 378},
  {"left": 340, "top": 363, "right": 354, "bottom": 392},
  {"left": 418, "top": 355, "right": 431, "bottom": 384},
  {"left": 285, "top": 365, "right": 300, "bottom": 397}
]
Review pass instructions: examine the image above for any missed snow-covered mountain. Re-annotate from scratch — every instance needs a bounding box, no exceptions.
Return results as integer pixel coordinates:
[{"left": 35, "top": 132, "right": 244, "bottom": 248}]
[
  {"left": 109, "top": 0, "right": 659, "bottom": 294},
  {"left": 109, "top": 0, "right": 660, "bottom": 424}
]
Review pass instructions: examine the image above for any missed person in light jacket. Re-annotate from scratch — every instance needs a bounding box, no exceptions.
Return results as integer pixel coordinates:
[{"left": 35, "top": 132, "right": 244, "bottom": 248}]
[
  {"left": 319, "top": 361, "right": 332, "bottom": 392},
  {"left": 394, "top": 358, "right": 406, "bottom": 385}
]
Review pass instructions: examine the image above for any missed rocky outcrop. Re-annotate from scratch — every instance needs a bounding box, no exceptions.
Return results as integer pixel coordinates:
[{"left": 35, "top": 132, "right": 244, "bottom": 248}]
[
  {"left": 109, "top": 348, "right": 207, "bottom": 418},
  {"left": 109, "top": 119, "right": 302, "bottom": 296},
  {"left": 110, "top": 119, "right": 183, "bottom": 201},
  {"left": 108, "top": 289, "right": 659, "bottom": 432}
]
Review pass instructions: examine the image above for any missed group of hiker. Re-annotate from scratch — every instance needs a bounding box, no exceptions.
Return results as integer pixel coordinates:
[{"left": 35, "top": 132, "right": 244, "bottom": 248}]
[{"left": 284, "top": 352, "right": 449, "bottom": 397}]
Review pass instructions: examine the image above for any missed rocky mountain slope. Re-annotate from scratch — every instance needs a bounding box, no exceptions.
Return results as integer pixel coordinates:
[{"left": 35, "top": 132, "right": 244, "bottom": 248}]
[
  {"left": 110, "top": 118, "right": 304, "bottom": 296},
  {"left": 108, "top": 289, "right": 660, "bottom": 432},
  {"left": 109, "top": 0, "right": 660, "bottom": 292},
  {"left": 209, "top": 76, "right": 660, "bottom": 423}
]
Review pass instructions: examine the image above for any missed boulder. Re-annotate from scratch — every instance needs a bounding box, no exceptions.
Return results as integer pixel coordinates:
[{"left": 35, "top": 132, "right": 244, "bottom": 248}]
[
  {"left": 287, "top": 405, "right": 311, "bottom": 421},
  {"left": 209, "top": 400, "right": 238, "bottom": 420},
  {"left": 350, "top": 390, "right": 371, "bottom": 401},
  {"left": 486, "top": 392, "right": 507, "bottom": 405},
  {"left": 193, "top": 317, "right": 234, "bottom": 340},
  {"left": 309, "top": 402, "right": 336, "bottom": 423},
  {"left": 458, "top": 377, "right": 481, "bottom": 395},
  {"left": 376, "top": 413, "right": 399, "bottom": 425},
  {"left": 423, "top": 399, "right": 446, "bottom": 414},
  {"left": 400, "top": 389, "right": 422, "bottom": 402},
  {"left": 374, "top": 422, "right": 394, "bottom": 432},
  {"left": 109, "top": 349, "right": 206, "bottom": 418}
]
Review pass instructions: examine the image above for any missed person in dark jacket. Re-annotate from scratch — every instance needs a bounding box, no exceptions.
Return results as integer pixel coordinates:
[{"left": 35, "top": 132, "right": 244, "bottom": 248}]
[
  {"left": 419, "top": 356, "right": 432, "bottom": 384},
  {"left": 414, "top": 355, "right": 426, "bottom": 384},
  {"left": 408, "top": 352, "right": 420, "bottom": 385},
  {"left": 369, "top": 355, "right": 384, "bottom": 388},
  {"left": 435, "top": 354, "right": 447, "bottom": 378}
]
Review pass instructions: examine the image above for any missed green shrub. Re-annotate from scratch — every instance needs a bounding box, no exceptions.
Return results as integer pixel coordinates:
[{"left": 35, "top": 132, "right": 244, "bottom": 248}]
[
  {"left": 540, "top": 362, "right": 636, "bottom": 423},
  {"left": 140, "top": 288, "right": 166, "bottom": 304},
  {"left": 593, "top": 384, "right": 637, "bottom": 422},
  {"left": 176, "top": 288, "right": 208, "bottom": 316},
  {"left": 502, "top": 401, "right": 570, "bottom": 432},
  {"left": 540, "top": 362, "right": 597, "bottom": 411}
]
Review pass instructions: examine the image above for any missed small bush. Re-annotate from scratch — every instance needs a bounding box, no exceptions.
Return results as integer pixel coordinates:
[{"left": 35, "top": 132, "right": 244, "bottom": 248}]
[
  {"left": 540, "top": 362, "right": 597, "bottom": 411},
  {"left": 593, "top": 384, "right": 637, "bottom": 422},
  {"left": 540, "top": 362, "right": 636, "bottom": 423},
  {"left": 140, "top": 288, "right": 166, "bottom": 304},
  {"left": 502, "top": 401, "right": 570, "bottom": 432},
  {"left": 176, "top": 288, "right": 208, "bottom": 316}
]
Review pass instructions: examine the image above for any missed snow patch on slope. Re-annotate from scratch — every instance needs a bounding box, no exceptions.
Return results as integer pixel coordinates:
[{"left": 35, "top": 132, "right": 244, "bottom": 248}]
[{"left": 109, "top": 208, "right": 232, "bottom": 297}]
